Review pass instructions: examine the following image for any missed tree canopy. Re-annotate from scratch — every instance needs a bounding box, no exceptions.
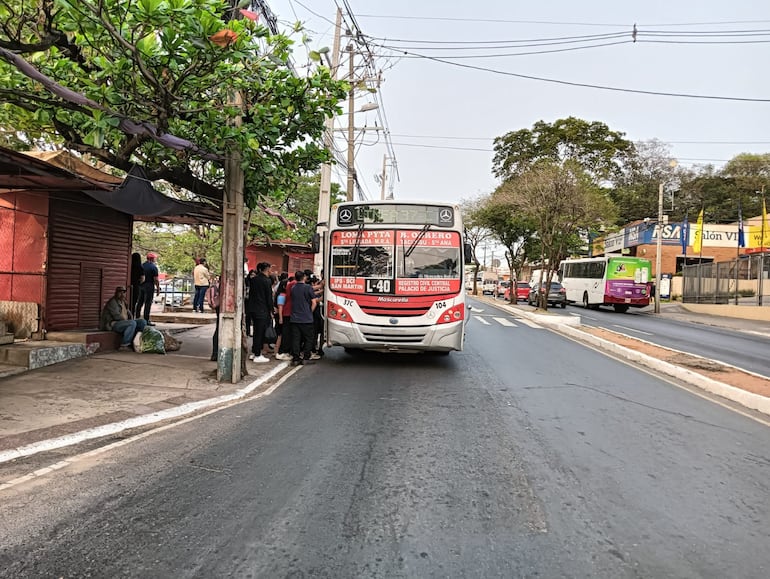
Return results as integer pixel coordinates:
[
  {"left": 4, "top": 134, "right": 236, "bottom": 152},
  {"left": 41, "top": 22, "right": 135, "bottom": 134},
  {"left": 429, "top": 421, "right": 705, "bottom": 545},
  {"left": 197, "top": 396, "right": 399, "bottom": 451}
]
[
  {"left": 496, "top": 163, "right": 614, "bottom": 307},
  {"left": 492, "top": 117, "right": 634, "bottom": 182},
  {"left": 0, "top": 0, "right": 347, "bottom": 211}
]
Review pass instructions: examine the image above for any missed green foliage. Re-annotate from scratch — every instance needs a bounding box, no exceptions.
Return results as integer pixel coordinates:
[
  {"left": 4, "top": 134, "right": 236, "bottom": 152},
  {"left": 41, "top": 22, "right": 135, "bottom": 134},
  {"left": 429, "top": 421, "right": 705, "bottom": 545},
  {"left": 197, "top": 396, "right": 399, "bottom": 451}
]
[
  {"left": 497, "top": 163, "right": 613, "bottom": 304},
  {"left": 471, "top": 194, "right": 539, "bottom": 282},
  {"left": 0, "top": 0, "right": 347, "bottom": 215},
  {"left": 492, "top": 117, "right": 634, "bottom": 182},
  {"left": 612, "top": 147, "right": 770, "bottom": 226},
  {"left": 247, "top": 171, "right": 343, "bottom": 244},
  {"left": 133, "top": 222, "right": 222, "bottom": 276}
]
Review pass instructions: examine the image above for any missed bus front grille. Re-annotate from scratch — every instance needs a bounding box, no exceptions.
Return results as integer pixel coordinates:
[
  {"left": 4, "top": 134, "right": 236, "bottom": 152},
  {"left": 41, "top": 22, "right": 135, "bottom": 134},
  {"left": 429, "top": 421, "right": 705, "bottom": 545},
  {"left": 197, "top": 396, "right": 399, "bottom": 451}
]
[
  {"left": 359, "top": 306, "right": 430, "bottom": 317},
  {"left": 358, "top": 324, "right": 430, "bottom": 343}
]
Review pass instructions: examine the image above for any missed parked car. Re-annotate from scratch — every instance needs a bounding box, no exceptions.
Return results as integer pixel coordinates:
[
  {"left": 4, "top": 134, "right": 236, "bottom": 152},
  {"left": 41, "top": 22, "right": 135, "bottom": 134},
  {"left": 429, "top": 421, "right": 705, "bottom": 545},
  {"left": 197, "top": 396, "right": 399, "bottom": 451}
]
[
  {"left": 528, "top": 281, "right": 568, "bottom": 308},
  {"left": 504, "top": 281, "right": 533, "bottom": 302},
  {"left": 481, "top": 279, "right": 498, "bottom": 295}
]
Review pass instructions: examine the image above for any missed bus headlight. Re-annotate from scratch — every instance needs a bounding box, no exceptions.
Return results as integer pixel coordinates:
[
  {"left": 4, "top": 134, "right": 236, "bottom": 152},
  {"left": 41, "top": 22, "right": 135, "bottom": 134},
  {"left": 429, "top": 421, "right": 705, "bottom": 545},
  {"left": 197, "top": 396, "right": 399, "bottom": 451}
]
[
  {"left": 327, "top": 300, "right": 352, "bottom": 321},
  {"left": 436, "top": 304, "right": 464, "bottom": 325}
]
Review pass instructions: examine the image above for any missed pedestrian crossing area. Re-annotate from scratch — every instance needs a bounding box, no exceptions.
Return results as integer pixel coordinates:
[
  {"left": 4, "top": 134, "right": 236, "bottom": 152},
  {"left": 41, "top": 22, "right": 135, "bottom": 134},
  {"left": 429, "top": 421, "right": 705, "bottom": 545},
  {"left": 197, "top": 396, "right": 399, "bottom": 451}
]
[{"left": 472, "top": 315, "right": 543, "bottom": 329}]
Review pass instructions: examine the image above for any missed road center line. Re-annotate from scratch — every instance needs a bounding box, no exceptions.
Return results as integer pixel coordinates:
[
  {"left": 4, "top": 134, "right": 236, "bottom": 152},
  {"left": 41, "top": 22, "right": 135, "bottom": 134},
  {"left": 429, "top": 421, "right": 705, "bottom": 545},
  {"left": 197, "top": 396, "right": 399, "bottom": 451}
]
[{"left": 613, "top": 324, "right": 654, "bottom": 336}]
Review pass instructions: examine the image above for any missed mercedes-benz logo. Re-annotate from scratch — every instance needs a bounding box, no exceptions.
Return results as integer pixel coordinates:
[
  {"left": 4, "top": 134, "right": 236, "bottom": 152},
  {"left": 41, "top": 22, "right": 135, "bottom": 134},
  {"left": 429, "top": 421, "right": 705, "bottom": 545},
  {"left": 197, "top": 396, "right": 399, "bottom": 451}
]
[
  {"left": 339, "top": 208, "right": 353, "bottom": 223},
  {"left": 439, "top": 208, "right": 452, "bottom": 222}
]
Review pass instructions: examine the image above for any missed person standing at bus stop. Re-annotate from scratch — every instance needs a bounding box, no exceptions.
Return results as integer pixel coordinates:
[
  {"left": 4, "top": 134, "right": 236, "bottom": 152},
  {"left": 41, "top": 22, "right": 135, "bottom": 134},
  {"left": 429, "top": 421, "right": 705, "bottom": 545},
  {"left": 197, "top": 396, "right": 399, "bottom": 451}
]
[
  {"left": 138, "top": 252, "right": 160, "bottom": 326},
  {"left": 192, "top": 258, "right": 211, "bottom": 313},
  {"left": 246, "top": 261, "right": 273, "bottom": 363},
  {"left": 290, "top": 271, "right": 318, "bottom": 366}
]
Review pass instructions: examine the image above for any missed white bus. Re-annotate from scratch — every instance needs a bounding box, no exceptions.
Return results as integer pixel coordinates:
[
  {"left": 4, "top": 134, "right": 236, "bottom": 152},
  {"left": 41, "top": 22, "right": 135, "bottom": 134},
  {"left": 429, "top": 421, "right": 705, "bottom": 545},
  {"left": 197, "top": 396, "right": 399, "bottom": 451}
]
[
  {"left": 559, "top": 255, "right": 652, "bottom": 313},
  {"left": 323, "top": 200, "right": 472, "bottom": 354}
]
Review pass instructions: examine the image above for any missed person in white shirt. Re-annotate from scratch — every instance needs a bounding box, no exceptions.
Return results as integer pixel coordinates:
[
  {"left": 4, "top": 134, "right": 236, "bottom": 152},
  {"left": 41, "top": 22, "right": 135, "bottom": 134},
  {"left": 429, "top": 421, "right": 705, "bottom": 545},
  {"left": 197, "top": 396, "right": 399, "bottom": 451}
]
[{"left": 192, "top": 258, "right": 211, "bottom": 313}]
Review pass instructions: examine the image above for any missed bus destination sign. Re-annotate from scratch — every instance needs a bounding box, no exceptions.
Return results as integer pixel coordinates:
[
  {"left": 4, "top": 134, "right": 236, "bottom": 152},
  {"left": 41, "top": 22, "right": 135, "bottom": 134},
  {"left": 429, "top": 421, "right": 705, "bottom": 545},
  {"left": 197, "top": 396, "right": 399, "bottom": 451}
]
[{"left": 337, "top": 204, "right": 454, "bottom": 227}]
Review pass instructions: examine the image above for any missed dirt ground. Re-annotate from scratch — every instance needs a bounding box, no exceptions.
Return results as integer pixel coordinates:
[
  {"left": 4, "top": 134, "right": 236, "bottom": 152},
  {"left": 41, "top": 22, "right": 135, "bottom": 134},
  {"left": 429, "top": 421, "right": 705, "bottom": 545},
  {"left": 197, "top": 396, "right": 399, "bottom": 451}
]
[{"left": 576, "top": 326, "right": 770, "bottom": 398}]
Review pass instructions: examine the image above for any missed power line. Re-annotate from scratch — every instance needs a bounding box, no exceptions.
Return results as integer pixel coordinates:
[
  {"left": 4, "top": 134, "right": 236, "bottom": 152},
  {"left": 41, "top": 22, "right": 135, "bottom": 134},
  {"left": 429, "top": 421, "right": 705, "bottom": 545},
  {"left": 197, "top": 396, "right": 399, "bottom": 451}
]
[
  {"left": 356, "top": 14, "right": 770, "bottom": 28},
  {"left": 395, "top": 51, "right": 770, "bottom": 103},
  {"left": 386, "top": 40, "right": 633, "bottom": 59},
  {"left": 367, "top": 30, "right": 630, "bottom": 46}
]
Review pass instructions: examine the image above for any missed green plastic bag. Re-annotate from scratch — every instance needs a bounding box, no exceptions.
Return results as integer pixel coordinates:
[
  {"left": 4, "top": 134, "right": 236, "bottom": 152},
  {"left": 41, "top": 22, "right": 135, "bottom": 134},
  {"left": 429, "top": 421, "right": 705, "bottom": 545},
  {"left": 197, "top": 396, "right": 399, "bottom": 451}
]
[{"left": 140, "top": 326, "right": 166, "bottom": 354}]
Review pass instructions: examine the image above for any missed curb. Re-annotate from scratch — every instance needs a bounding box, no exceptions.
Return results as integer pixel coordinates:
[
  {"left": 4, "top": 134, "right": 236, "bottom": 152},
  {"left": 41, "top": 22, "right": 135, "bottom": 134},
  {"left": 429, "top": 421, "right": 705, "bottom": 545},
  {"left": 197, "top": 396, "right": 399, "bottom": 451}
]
[{"left": 0, "top": 362, "right": 290, "bottom": 465}]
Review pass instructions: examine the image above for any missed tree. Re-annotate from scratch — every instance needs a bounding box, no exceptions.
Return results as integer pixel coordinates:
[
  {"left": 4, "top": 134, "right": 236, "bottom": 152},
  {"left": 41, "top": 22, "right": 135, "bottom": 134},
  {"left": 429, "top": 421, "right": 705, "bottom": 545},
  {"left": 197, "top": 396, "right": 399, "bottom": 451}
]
[
  {"left": 497, "top": 163, "right": 614, "bottom": 309},
  {"left": 0, "top": 0, "right": 347, "bottom": 212},
  {"left": 610, "top": 139, "right": 680, "bottom": 225},
  {"left": 133, "top": 222, "right": 222, "bottom": 277},
  {"left": 460, "top": 197, "right": 493, "bottom": 295},
  {"left": 472, "top": 195, "right": 538, "bottom": 301},
  {"left": 492, "top": 117, "right": 634, "bottom": 183}
]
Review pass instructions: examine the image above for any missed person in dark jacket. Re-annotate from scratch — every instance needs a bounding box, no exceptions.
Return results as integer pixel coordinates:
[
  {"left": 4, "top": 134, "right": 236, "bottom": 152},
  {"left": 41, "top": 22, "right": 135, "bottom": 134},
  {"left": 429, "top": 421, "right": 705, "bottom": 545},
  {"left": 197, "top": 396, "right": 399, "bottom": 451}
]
[
  {"left": 138, "top": 252, "right": 160, "bottom": 325},
  {"left": 290, "top": 271, "right": 318, "bottom": 366},
  {"left": 246, "top": 262, "right": 274, "bottom": 363},
  {"left": 129, "top": 252, "right": 144, "bottom": 318}
]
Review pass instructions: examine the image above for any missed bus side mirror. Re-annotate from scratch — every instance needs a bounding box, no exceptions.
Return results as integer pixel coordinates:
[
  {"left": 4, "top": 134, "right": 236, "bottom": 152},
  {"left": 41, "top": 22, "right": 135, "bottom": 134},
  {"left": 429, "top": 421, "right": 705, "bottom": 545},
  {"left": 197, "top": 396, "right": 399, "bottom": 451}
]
[
  {"left": 464, "top": 243, "right": 473, "bottom": 263},
  {"left": 312, "top": 233, "right": 320, "bottom": 253}
]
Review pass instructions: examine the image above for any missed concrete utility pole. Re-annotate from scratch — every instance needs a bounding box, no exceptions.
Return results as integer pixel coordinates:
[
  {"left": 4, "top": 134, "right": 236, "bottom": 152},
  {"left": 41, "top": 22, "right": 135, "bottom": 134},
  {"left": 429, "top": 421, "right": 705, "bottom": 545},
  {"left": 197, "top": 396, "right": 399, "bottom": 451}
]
[
  {"left": 654, "top": 182, "right": 663, "bottom": 314},
  {"left": 379, "top": 154, "right": 387, "bottom": 200},
  {"left": 314, "top": 8, "right": 342, "bottom": 275},
  {"left": 346, "top": 42, "right": 355, "bottom": 201},
  {"left": 218, "top": 90, "right": 245, "bottom": 382}
]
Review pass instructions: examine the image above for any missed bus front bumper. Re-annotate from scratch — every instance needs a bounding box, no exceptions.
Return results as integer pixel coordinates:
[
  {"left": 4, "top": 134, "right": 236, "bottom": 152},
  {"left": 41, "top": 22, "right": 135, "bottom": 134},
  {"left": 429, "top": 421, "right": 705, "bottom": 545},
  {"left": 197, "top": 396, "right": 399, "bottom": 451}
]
[{"left": 327, "top": 319, "right": 464, "bottom": 353}]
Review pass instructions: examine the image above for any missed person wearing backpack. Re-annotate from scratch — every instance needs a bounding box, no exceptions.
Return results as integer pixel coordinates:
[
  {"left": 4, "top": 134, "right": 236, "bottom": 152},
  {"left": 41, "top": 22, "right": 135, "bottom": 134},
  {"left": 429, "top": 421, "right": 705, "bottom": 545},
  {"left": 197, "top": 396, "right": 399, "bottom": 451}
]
[{"left": 206, "top": 276, "right": 220, "bottom": 361}]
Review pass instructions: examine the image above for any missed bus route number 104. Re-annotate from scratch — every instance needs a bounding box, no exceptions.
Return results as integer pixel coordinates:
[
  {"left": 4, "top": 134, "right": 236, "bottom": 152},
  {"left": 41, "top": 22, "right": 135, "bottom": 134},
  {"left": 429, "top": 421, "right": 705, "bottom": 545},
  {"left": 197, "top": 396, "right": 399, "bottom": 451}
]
[{"left": 365, "top": 279, "right": 393, "bottom": 294}]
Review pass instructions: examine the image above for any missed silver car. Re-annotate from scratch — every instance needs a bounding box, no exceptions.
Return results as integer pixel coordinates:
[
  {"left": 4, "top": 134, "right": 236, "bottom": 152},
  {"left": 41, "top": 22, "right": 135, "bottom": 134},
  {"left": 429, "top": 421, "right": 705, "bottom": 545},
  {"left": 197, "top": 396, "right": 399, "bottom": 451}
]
[{"left": 528, "top": 281, "right": 568, "bottom": 308}]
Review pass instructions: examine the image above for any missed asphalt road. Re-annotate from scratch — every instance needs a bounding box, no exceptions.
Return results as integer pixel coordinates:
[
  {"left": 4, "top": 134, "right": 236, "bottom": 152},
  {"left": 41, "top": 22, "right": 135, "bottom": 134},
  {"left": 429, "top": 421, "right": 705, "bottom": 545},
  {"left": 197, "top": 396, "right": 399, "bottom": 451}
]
[
  {"left": 1, "top": 316, "right": 769, "bottom": 578},
  {"left": 481, "top": 296, "right": 770, "bottom": 379}
]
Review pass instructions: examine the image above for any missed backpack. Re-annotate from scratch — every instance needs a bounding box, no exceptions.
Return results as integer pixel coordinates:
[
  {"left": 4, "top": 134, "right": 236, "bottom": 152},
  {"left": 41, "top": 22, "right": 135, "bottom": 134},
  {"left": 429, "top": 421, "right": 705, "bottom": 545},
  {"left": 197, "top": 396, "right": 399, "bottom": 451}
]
[{"left": 207, "top": 283, "right": 220, "bottom": 309}]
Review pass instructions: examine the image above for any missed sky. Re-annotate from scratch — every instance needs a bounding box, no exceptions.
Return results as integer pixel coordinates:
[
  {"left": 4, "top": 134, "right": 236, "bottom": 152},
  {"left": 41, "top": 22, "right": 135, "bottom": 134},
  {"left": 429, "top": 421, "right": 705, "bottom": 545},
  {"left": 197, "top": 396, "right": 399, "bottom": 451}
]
[{"left": 264, "top": 0, "right": 769, "bottom": 207}]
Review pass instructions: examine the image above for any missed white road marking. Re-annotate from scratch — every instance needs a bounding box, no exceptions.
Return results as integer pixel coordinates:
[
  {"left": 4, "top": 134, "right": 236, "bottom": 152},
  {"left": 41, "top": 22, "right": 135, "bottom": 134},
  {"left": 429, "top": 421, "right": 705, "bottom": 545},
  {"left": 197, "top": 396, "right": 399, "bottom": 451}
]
[
  {"left": 613, "top": 324, "right": 654, "bottom": 336},
  {"left": 516, "top": 318, "right": 544, "bottom": 329},
  {"left": 493, "top": 317, "right": 517, "bottom": 327},
  {"left": 474, "top": 316, "right": 491, "bottom": 325}
]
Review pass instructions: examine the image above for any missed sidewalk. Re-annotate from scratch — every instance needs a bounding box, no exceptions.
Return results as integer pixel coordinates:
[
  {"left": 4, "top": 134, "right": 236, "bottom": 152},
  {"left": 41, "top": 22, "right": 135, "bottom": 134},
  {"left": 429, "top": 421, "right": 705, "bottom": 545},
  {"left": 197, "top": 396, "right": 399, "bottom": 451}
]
[
  {"left": 0, "top": 321, "right": 292, "bottom": 465},
  {"left": 1, "top": 301, "right": 769, "bottom": 467}
]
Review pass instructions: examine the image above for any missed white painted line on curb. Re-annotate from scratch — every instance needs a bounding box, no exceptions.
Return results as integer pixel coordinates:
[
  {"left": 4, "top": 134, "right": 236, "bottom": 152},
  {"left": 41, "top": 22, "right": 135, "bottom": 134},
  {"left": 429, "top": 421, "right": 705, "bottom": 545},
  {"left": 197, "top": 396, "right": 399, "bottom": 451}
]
[
  {"left": 0, "top": 363, "right": 292, "bottom": 466},
  {"left": 0, "top": 366, "right": 303, "bottom": 492}
]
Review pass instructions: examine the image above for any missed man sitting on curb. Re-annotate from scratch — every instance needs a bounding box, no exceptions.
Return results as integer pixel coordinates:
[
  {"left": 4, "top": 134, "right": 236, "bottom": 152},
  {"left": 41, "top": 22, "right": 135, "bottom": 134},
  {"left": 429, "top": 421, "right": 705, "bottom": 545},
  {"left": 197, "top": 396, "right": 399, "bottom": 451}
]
[{"left": 100, "top": 286, "right": 147, "bottom": 351}]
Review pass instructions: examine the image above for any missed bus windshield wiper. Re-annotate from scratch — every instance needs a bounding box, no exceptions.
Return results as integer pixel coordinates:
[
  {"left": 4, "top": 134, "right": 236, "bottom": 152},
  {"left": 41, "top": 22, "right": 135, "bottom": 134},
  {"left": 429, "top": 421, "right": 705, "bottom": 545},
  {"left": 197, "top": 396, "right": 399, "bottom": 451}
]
[
  {"left": 405, "top": 224, "right": 431, "bottom": 259},
  {"left": 351, "top": 223, "right": 365, "bottom": 272}
]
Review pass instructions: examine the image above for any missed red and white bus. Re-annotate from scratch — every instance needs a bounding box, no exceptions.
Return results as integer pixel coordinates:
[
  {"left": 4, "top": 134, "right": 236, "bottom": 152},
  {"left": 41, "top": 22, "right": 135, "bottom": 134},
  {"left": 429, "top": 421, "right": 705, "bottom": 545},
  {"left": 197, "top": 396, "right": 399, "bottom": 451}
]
[{"left": 323, "top": 200, "right": 471, "bottom": 354}]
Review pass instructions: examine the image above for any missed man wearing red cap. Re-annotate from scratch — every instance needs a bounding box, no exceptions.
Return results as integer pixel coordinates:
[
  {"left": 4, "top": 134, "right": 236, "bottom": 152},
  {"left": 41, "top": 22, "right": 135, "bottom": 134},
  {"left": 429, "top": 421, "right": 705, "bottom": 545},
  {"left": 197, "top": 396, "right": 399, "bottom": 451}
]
[{"left": 137, "top": 252, "right": 161, "bottom": 325}]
